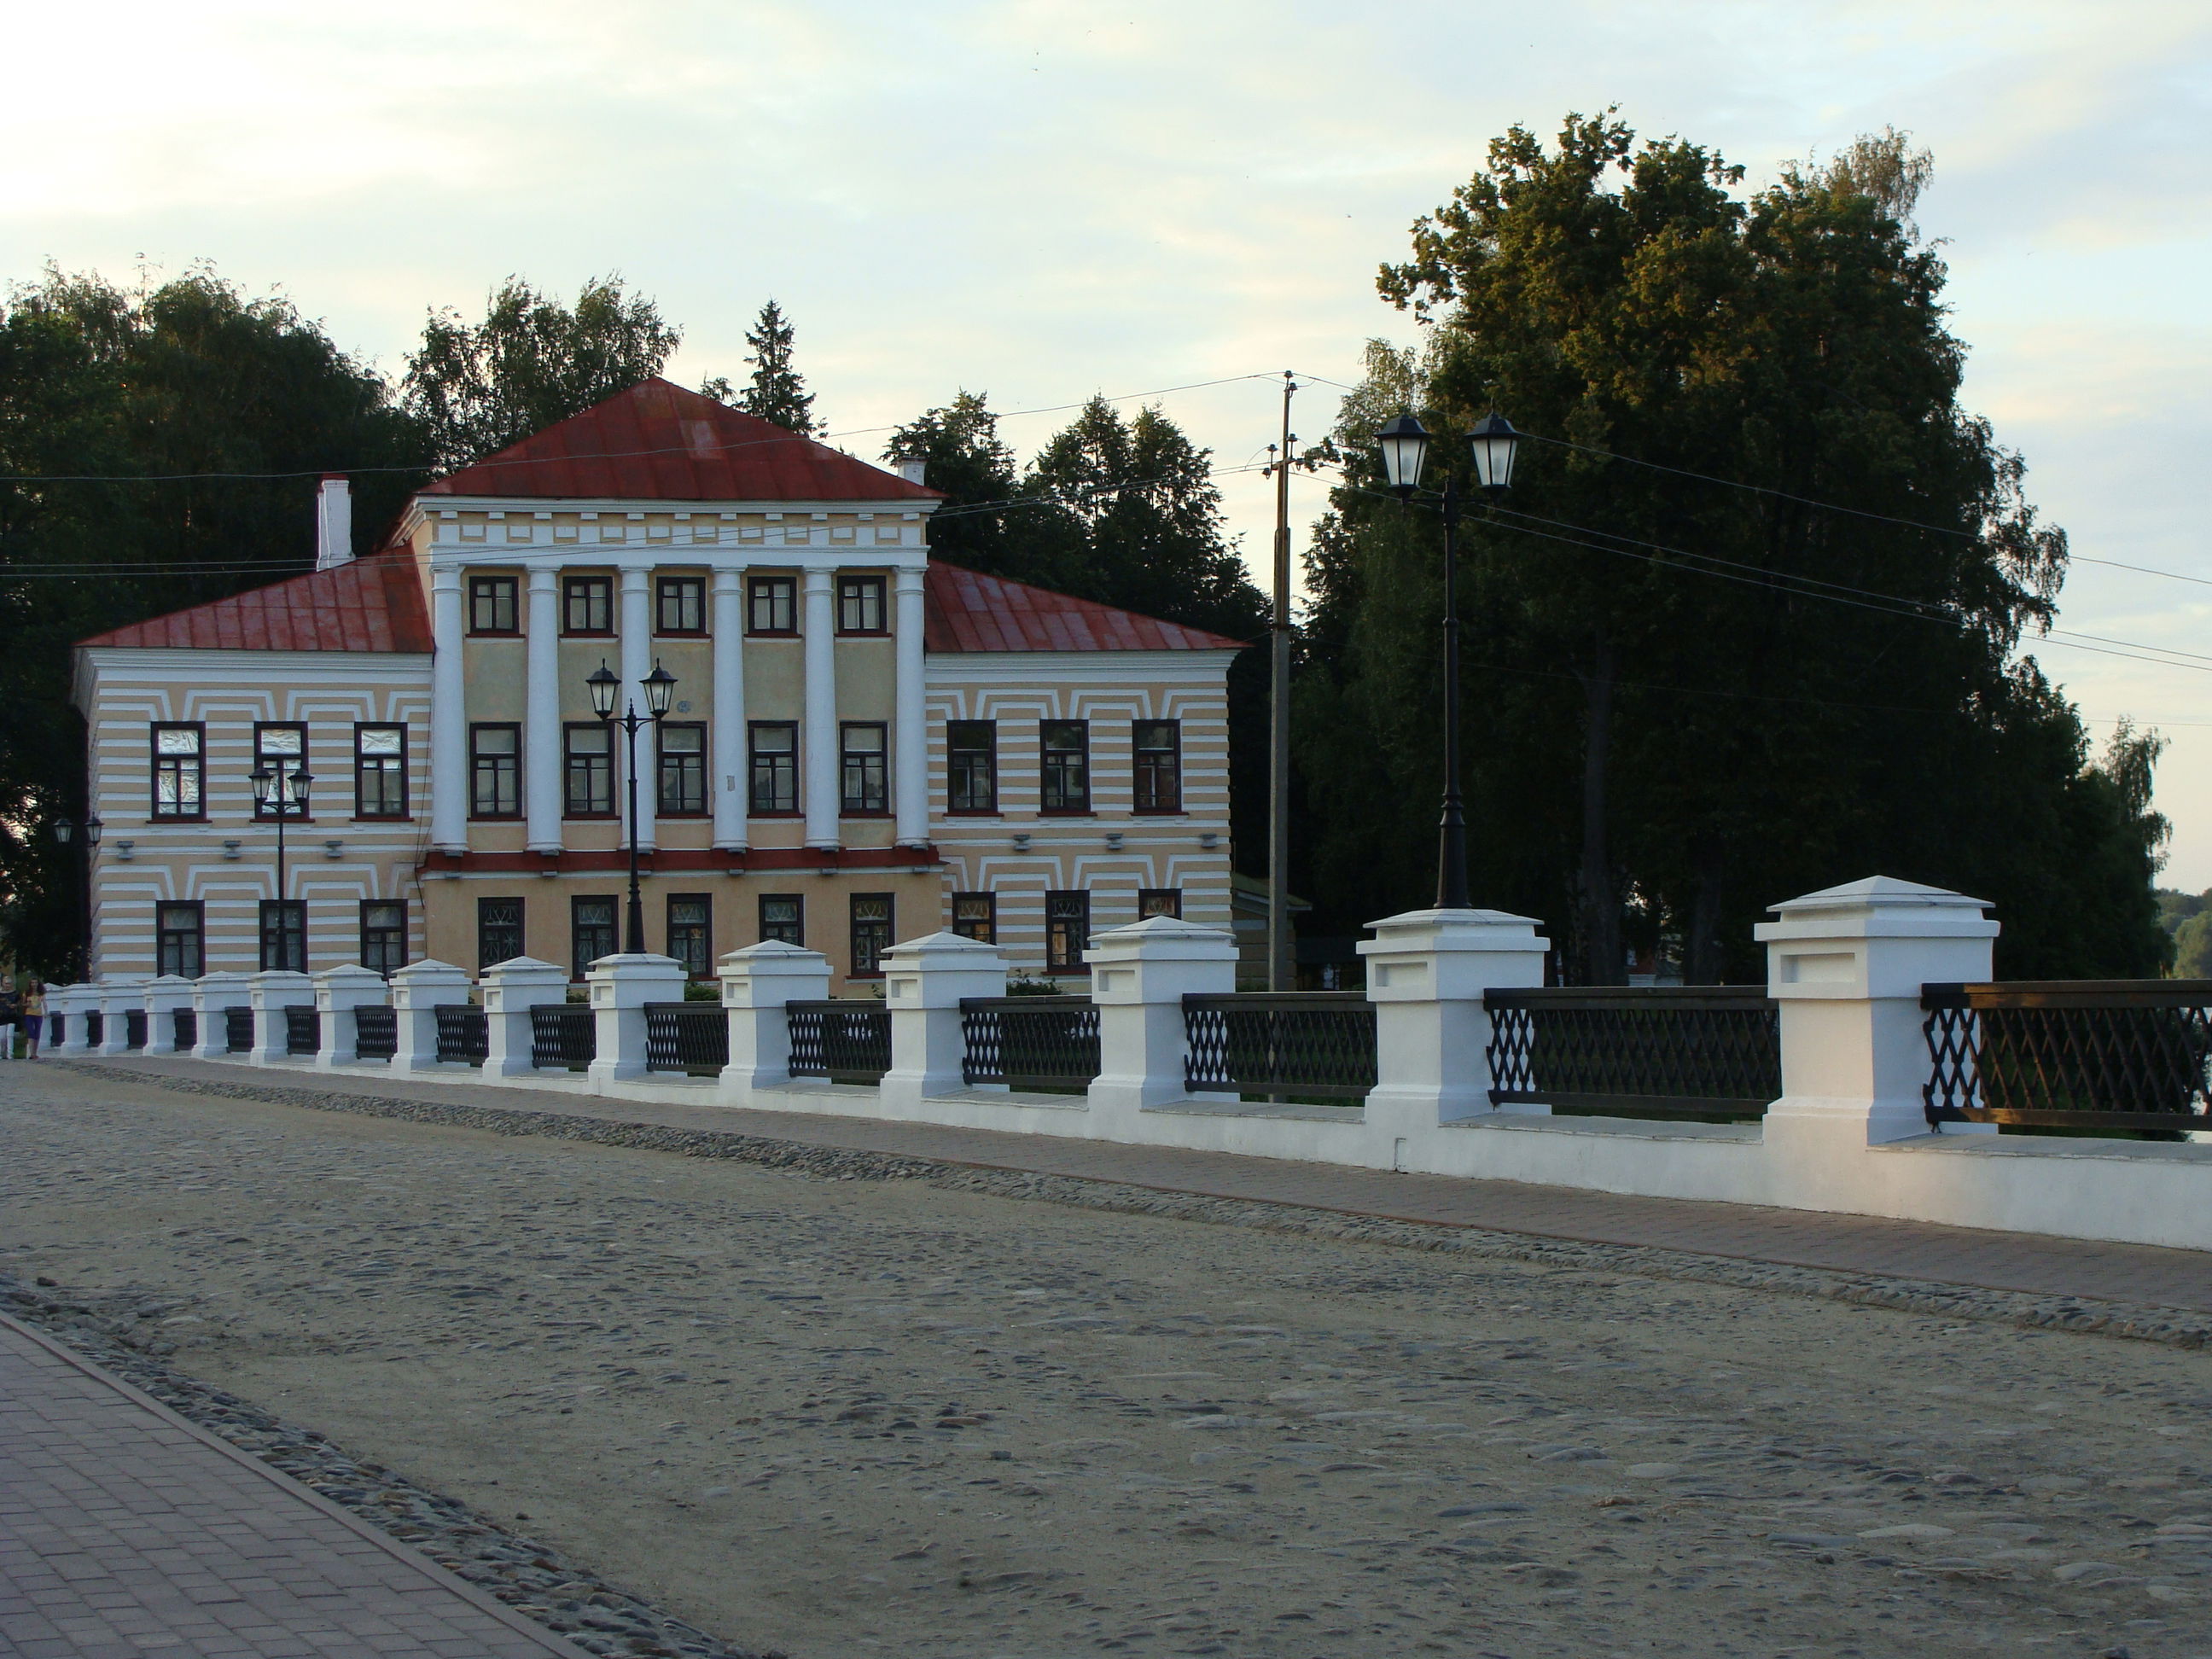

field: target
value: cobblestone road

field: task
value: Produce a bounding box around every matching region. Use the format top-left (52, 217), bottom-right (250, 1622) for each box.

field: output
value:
top-left (5, 1062), bottom-right (2210, 1659)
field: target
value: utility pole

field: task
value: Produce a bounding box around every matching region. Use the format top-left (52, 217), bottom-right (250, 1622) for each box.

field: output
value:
top-left (1266, 372), bottom-right (1299, 992)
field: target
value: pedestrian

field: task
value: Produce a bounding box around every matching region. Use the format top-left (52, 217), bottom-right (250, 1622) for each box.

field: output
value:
top-left (20, 982), bottom-right (44, 1059)
top-left (0, 982), bottom-right (17, 1062)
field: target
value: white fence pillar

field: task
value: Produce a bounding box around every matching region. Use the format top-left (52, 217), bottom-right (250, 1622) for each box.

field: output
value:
top-left (881, 932), bottom-right (1008, 1115)
top-left (139, 975), bottom-right (198, 1056)
top-left (313, 964), bottom-right (389, 1068)
top-left (1755, 877), bottom-right (2000, 1173)
top-left (1359, 909), bottom-right (1550, 1153)
top-left (247, 970), bottom-right (316, 1065)
top-left (718, 941), bottom-right (833, 1101)
top-left (388, 960), bottom-right (474, 1074)
top-left (482, 957), bottom-right (571, 1078)
top-left (586, 953), bottom-right (686, 1087)
top-left (46, 984), bottom-right (96, 1055)
top-left (96, 975), bottom-right (150, 1055)
top-left (189, 972), bottom-right (254, 1059)
top-left (1085, 917), bottom-right (1239, 1136)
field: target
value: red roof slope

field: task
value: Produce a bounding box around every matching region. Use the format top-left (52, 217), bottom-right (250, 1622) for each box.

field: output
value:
top-left (925, 562), bottom-right (1247, 652)
top-left (421, 377), bottom-right (940, 504)
top-left (77, 554), bottom-right (432, 653)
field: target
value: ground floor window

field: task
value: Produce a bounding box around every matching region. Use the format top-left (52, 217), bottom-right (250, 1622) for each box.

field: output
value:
top-left (157, 901), bottom-right (203, 978)
top-left (360, 900), bottom-right (407, 977)
top-left (951, 891), bottom-right (996, 943)
top-left (1045, 891), bottom-right (1090, 973)
top-left (760, 894), bottom-right (804, 946)
top-left (572, 896), bottom-right (618, 979)
top-left (1137, 888), bottom-right (1183, 921)
top-left (259, 899), bottom-right (306, 973)
top-left (478, 898), bottom-right (523, 971)
top-left (849, 893), bottom-right (894, 977)
top-left (667, 894), bottom-right (712, 979)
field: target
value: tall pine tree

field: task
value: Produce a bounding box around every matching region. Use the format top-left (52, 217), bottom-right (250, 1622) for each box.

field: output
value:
top-left (735, 300), bottom-right (817, 434)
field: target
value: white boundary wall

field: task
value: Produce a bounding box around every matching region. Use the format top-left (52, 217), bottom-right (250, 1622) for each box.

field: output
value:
top-left (46, 876), bottom-right (2212, 1255)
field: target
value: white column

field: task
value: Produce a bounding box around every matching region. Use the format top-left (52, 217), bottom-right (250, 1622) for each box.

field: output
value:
top-left (188, 971), bottom-right (253, 1060)
top-left (312, 963), bottom-right (388, 1068)
top-left (894, 565), bottom-right (928, 847)
top-left (711, 569), bottom-right (748, 851)
top-left (140, 975), bottom-right (198, 1056)
top-left (526, 568), bottom-right (562, 853)
top-left (429, 568), bottom-right (467, 853)
top-left (481, 955), bottom-right (569, 1078)
top-left (1084, 917), bottom-right (1239, 1137)
top-left (880, 932), bottom-right (1008, 1115)
top-left (802, 564), bottom-right (839, 850)
top-left (387, 958), bottom-right (474, 1074)
top-left (246, 969), bottom-right (314, 1065)
top-left (585, 952), bottom-right (686, 1086)
top-left (717, 940), bottom-right (832, 1102)
top-left (620, 567), bottom-right (657, 853)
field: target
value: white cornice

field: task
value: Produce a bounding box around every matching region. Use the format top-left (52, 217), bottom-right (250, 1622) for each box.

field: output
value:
top-left (399, 494), bottom-right (941, 535)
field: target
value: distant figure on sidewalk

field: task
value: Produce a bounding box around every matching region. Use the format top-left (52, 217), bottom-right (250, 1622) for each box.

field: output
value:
top-left (20, 983), bottom-right (44, 1058)
top-left (0, 984), bottom-right (18, 1061)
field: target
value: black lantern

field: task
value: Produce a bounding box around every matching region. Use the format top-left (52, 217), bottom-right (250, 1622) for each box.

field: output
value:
top-left (85, 814), bottom-right (101, 847)
top-left (586, 660), bottom-right (621, 720)
top-left (642, 660), bottom-right (677, 719)
top-left (250, 764), bottom-right (276, 806)
top-left (1376, 412), bottom-right (1432, 497)
top-left (54, 816), bottom-right (73, 845)
top-left (285, 768), bottom-right (314, 812)
top-left (1468, 412), bottom-right (1522, 494)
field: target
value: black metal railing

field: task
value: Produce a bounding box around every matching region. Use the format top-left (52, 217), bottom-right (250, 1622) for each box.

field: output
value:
top-left (353, 1004), bottom-right (397, 1062)
top-left (531, 1004), bottom-right (597, 1071)
top-left (786, 1000), bottom-right (892, 1084)
top-left (224, 1006), bottom-right (253, 1052)
top-left (285, 1005), bottom-right (321, 1057)
top-left (1183, 992), bottom-right (1378, 1100)
top-left (85, 1010), bottom-right (104, 1048)
top-left (1924, 981), bottom-right (2212, 1132)
top-left (961, 996), bottom-right (1100, 1090)
top-left (645, 1002), bottom-right (728, 1074)
top-left (125, 1010), bottom-right (148, 1050)
top-left (435, 1003), bottom-right (489, 1067)
top-left (174, 1008), bottom-right (197, 1051)
top-left (1485, 987), bottom-right (1780, 1120)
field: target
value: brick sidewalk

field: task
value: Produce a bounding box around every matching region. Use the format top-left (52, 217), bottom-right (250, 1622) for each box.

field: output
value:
top-left (69, 1054), bottom-right (2212, 1315)
top-left (0, 1313), bottom-right (585, 1659)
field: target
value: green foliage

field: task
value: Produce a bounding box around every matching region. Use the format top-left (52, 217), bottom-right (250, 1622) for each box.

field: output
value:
top-left (0, 265), bottom-right (430, 977)
top-left (733, 300), bottom-right (816, 434)
top-left (402, 276), bottom-right (679, 470)
top-left (1300, 114), bottom-right (2171, 980)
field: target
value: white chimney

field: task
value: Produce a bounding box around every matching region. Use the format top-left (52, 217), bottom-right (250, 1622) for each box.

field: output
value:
top-left (315, 474), bottom-right (353, 570)
top-left (897, 459), bottom-right (927, 486)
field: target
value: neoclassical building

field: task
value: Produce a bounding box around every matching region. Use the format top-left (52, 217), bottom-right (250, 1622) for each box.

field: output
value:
top-left (72, 380), bottom-right (1242, 989)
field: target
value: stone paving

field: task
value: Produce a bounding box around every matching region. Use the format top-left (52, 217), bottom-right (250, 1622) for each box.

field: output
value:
top-left (0, 1310), bottom-right (587, 1659)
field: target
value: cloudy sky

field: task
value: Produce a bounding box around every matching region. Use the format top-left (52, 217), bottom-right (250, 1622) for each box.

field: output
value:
top-left (7, 1), bottom-right (2209, 885)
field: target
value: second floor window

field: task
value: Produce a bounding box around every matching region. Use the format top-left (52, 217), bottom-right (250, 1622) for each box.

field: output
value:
top-left (1040, 720), bottom-right (1090, 814)
top-left (750, 722), bottom-right (798, 813)
top-left (659, 723), bottom-right (707, 815)
top-left (355, 725), bottom-right (407, 818)
top-left (656, 576), bottom-right (706, 634)
top-left (478, 897), bottom-right (523, 971)
top-left (1133, 719), bottom-right (1182, 813)
top-left (841, 723), bottom-right (888, 814)
top-left (748, 575), bottom-right (796, 634)
top-left (469, 575), bottom-right (518, 634)
top-left (947, 720), bottom-right (996, 813)
top-left (564, 724), bottom-right (614, 817)
top-left (563, 574), bottom-right (614, 635)
top-left (470, 724), bottom-right (521, 818)
top-left (760, 894), bottom-right (804, 946)
top-left (837, 574), bottom-right (887, 633)
top-left (151, 725), bottom-right (203, 819)
top-left (253, 725), bottom-right (308, 818)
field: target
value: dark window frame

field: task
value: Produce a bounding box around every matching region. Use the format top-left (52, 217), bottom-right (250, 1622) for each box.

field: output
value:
top-left (252, 722), bottom-right (311, 822)
top-left (468, 573), bottom-right (519, 636)
top-left (950, 892), bottom-right (996, 944)
top-left (759, 893), bottom-right (805, 947)
top-left (478, 897), bottom-right (524, 973)
top-left (359, 899), bottom-right (408, 978)
top-left (655, 574), bottom-right (707, 636)
top-left (562, 573), bottom-right (615, 637)
top-left (848, 892), bottom-right (894, 979)
top-left (748, 720), bottom-right (800, 816)
top-left (667, 893), bottom-right (713, 980)
top-left (562, 722), bottom-right (616, 818)
top-left (1045, 890), bottom-right (1091, 973)
top-left (156, 900), bottom-right (204, 979)
top-left (839, 721), bottom-right (888, 816)
top-left (1132, 719), bottom-right (1183, 815)
top-left (1040, 719), bottom-right (1091, 815)
top-left (571, 895), bottom-right (619, 981)
top-left (747, 574), bottom-right (798, 636)
top-left (657, 722), bottom-right (708, 817)
top-left (149, 722), bottom-right (207, 823)
top-left (469, 723), bottom-right (522, 819)
top-left (836, 573), bottom-right (888, 635)
top-left (352, 722), bottom-right (409, 820)
top-left (258, 898), bottom-right (307, 974)
top-left (946, 720), bottom-right (997, 815)
top-left (1137, 888), bottom-right (1184, 921)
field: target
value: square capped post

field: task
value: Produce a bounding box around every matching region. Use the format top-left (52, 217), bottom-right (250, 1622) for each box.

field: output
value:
top-left (717, 940), bottom-right (833, 1102)
top-left (879, 931), bottom-right (1010, 1116)
top-left (312, 963), bottom-right (390, 1068)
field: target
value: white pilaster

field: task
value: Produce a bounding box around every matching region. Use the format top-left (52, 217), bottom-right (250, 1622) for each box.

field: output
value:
top-left (717, 941), bottom-right (833, 1101)
top-left (526, 568), bottom-right (562, 853)
top-left (1085, 917), bottom-right (1239, 1136)
top-left (585, 953), bottom-right (687, 1086)
top-left (894, 565), bottom-right (928, 847)
top-left (429, 568), bottom-right (467, 853)
top-left (139, 975), bottom-right (198, 1056)
top-left (188, 972), bottom-right (254, 1059)
top-left (711, 569), bottom-right (748, 852)
top-left (620, 567), bottom-right (657, 852)
top-left (1358, 908), bottom-right (1550, 1139)
top-left (880, 932), bottom-right (1008, 1115)
top-left (482, 956), bottom-right (570, 1078)
top-left (312, 963), bottom-right (388, 1068)
top-left (387, 958), bottom-right (474, 1074)
top-left (802, 563), bottom-right (839, 850)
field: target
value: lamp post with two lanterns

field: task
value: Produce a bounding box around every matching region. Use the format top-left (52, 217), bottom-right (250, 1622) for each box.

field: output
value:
top-left (586, 657), bottom-right (678, 956)
top-left (1373, 410), bottom-right (1522, 911)
top-left (247, 760), bottom-right (314, 970)
top-left (51, 812), bottom-right (102, 980)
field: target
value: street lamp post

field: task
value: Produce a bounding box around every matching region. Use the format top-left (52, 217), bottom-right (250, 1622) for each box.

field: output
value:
top-left (52, 813), bottom-right (102, 979)
top-left (248, 762), bottom-right (314, 970)
top-left (1377, 410), bottom-right (1521, 911)
top-left (587, 658), bottom-right (677, 955)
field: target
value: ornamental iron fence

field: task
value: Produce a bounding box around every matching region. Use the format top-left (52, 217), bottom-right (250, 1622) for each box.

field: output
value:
top-left (435, 1004), bottom-right (489, 1067)
top-left (125, 1010), bottom-right (148, 1050)
top-left (173, 1009), bottom-right (197, 1051)
top-left (531, 1004), bottom-right (597, 1071)
top-left (960, 996), bottom-right (1100, 1091)
top-left (353, 1005), bottom-right (397, 1062)
top-left (1182, 992), bottom-right (1377, 1101)
top-left (284, 1005), bottom-right (320, 1057)
top-left (85, 1011), bottom-right (103, 1048)
top-left (1484, 987), bottom-right (1780, 1120)
top-left (645, 1003), bottom-right (729, 1074)
top-left (786, 1000), bottom-right (891, 1085)
top-left (1923, 981), bottom-right (2212, 1132)
top-left (224, 1006), bottom-right (253, 1052)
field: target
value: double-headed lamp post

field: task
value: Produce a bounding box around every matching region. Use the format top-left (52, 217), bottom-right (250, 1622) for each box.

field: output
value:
top-left (248, 761), bottom-right (314, 969)
top-left (587, 658), bottom-right (678, 955)
top-left (1376, 410), bottom-right (1522, 911)
top-left (53, 812), bottom-right (102, 979)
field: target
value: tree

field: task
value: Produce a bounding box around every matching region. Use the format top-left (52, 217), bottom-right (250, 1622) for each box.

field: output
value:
top-left (882, 391), bottom-right (1086, 585)
top-left (733, 300), bottom-right (817, 434)
top-left (0, 265), bottom-right (430, 977)
top-left (402, 276), bottom-right (679, 470)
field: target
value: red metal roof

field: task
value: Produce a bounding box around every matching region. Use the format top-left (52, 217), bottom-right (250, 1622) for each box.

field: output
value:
top-left (420, 377), bottom-right (940, 504)
top-left (925, 562), bottom-right (1248, 652)
top-left (77, 554), bottom-right (432, 653)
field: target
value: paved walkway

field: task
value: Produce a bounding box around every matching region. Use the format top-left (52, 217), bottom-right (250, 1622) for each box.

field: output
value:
top-left (0, 1313), bottom-right (584, 1659)
top-left (73, 1054), bottom-right (2212, 1314)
